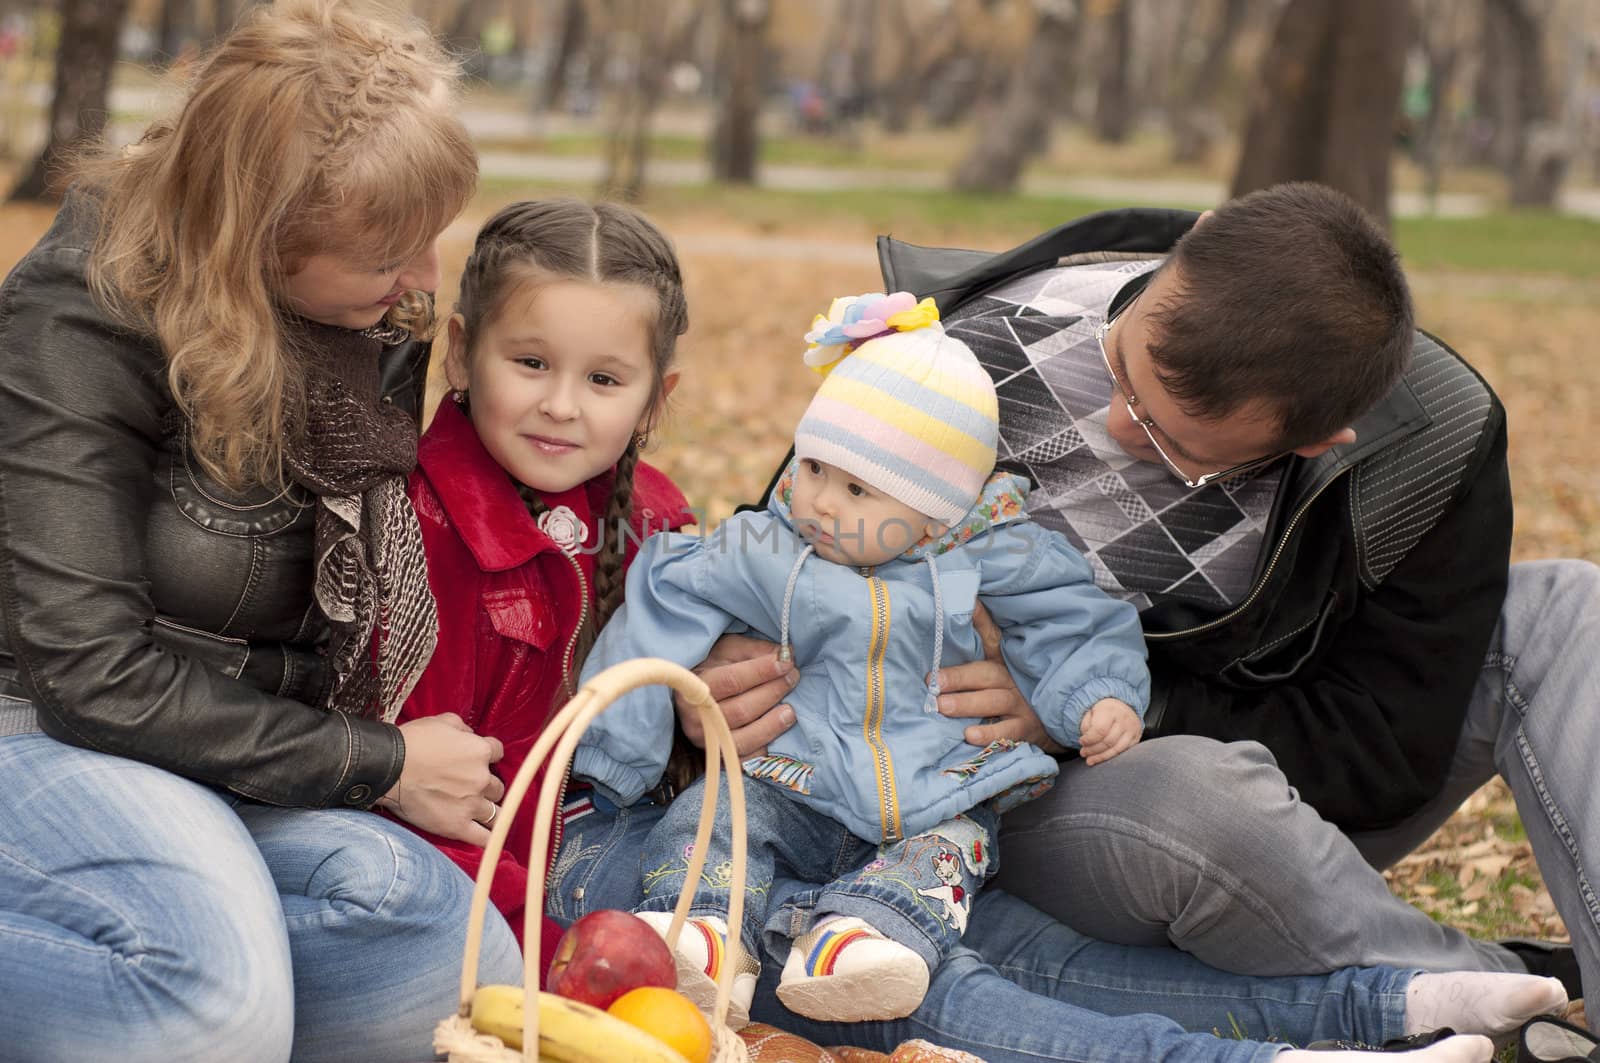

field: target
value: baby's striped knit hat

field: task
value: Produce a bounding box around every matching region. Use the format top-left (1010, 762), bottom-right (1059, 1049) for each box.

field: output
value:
top-left (795, 293), bottom-right (999, 525)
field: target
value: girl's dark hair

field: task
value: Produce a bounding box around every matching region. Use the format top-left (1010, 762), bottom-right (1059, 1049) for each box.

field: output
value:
top-left (457, 199), bottom-right (688, 675)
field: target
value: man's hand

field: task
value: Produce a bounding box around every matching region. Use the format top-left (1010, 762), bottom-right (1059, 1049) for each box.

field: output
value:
top-left (1078, 698), bottom-right (1142, 765)
top-left (677, 634), bottom-right (799, 757)
top-left (380, 713), bottom-right (506, 845)
top-left (936, 604), bottom-right (1066, 754)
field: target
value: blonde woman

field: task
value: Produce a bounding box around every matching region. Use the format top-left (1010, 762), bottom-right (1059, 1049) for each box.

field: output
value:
top-left (0, 2), bottom-right (519, 1059)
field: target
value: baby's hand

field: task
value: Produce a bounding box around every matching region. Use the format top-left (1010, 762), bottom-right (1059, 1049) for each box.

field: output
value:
top-left (1078, 699), bottom-right (1142, 766)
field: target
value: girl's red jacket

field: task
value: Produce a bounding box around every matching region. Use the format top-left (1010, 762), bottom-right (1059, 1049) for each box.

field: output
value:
top-left (395, 398), bottom-right (692, 980)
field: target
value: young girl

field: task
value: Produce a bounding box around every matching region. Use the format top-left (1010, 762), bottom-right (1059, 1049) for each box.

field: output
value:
top-left (395, 198), bottom-right (694, 974)
top-left (574, 298), bottom-right (1148, 1026)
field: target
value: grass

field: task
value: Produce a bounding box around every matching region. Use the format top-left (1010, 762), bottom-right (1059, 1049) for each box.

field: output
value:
top-left (1397, 210), bottom-right (1600, 278)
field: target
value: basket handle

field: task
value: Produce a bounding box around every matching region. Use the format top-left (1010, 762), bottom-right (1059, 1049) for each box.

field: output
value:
top-left (454, 658), bottom-right (750, 1060)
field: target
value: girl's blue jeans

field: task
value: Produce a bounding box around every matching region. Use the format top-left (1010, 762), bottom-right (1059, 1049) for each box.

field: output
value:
top-left (0, 729), bottom-right (522, 1063)
top-left (636, 774), bottom-right (999, 971)
top-left (548, 790), bottom-right (1416, 1063)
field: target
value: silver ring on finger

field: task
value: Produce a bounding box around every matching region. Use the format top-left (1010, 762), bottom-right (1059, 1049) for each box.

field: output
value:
top-left (478, 803), bottom-right (499, 828)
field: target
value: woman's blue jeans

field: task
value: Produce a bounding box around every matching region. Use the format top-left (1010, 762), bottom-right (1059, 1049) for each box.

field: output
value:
top-left (547, 793), bottom-right (1414, 1063)
top-left (0, 730), bottom-right (522, 1063)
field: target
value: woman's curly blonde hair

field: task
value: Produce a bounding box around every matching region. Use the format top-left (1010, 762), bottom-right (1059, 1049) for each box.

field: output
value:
top-left (78, 0), bottom-right (477, 491)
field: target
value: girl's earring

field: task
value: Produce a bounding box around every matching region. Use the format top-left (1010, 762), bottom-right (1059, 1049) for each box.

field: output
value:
top-left (451, 389), bottom-right (467, 405)
top-left (633, 431), bottom-right (649, 451)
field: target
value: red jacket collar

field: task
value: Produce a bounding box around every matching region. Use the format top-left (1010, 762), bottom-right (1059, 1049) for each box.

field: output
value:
top-left (416, 398), bottom-right (596, 573)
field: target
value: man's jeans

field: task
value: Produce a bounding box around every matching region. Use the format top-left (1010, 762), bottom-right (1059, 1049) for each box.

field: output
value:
top-left (996, 559), bottom-right (1600, 998)
top-left (551, 793), bottom-right (1415, 1063)
top-left (637, 775), bottom-right (998, 970)
top-left (0, 729), bottom-right (521, 1063)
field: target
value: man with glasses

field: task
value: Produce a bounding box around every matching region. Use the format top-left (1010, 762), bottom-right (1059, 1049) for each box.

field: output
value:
top-left (691, 182), bottom-right (1597, 1005)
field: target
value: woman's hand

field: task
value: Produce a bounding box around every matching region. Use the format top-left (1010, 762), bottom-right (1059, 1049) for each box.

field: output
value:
top-left (378, 713), bottom-right (506, 845)
top-left (676, 634), bottom-right (799, 757)
top-left (936, 604), bottom-right (1066, 754)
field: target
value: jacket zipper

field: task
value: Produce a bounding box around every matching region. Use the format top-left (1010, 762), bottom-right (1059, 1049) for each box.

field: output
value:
top-left (864, 576), bottom-right (903, 844)
top-left (545, 550), bottom-right (589, 888)
top-left (1147, 468), bottom-right (1349, 642)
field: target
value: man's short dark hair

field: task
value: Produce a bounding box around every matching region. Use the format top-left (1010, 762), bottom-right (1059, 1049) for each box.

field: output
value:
top-left (1146, 182), bottom-right (1415, 449)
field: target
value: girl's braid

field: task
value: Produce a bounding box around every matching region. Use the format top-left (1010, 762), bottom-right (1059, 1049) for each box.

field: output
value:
top-left (591, 439), bottom-right (640, 636)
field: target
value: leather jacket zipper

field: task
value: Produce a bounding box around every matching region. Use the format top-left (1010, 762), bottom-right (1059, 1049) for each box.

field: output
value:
top-left (1148, 468), bottom-right (1350, 642)
top-left (545, 550), bottom-right (589, 888)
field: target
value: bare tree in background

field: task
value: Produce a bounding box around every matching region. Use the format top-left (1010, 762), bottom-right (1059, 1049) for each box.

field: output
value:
top-left (1168, 0), bottom-right (1248, 163)
top-left (440, 0), bottom-right (495, 78)
top-left (158, 0), bottom-right (194, 63)
top-left (537, 0), bottom-right (588, 113)
top-left (599, 0), bottom-right (702, 200)
top-left (212, 0), bottom-right (241, 40)
top-left (808, 0), bottom-right (877, 144)
top-left (950, 0), bottom-right (1079, 194)
top-left (1230, 0), bottom-right (1409, 228)
top-left (1412, 0), bottom-right (1470, 212)
top-left (9, 0), bottom-right (131, 202)
top-left (709, 0), bottom-right (770, 184)
top-left (1091, 0), bottom-right (1135, 143)
top-left (879, 0), bottom-right (924, 133)
top-left (923, 0), bottom-right (1012, 129)
top-left (1484, 0), bottom-right (1566, 206)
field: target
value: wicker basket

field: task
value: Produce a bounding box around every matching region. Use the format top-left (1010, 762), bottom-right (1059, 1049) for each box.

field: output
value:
top-left (434, 657), bottom-right (751, 1063)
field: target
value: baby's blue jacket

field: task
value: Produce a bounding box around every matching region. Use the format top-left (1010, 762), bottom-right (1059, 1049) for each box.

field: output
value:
top-left (572, 471), bottom-right (1149, 845)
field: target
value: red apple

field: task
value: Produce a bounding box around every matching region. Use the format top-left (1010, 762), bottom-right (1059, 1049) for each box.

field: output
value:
top-left (546, 910), bottom-right (676, 1010)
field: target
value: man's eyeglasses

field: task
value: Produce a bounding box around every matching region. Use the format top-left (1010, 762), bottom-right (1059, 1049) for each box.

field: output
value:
top-left (1095, 304), bottom-right (1285, 490)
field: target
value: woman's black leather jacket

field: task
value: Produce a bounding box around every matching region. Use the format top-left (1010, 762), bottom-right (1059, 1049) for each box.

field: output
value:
top-left (0, 192), bottom-right (426, 808)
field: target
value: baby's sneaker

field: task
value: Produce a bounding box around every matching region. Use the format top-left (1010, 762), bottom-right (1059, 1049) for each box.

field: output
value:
top-left (634, 911), bottom-right (758, 1029)
top-left (776, 917), bottom-right (930, 1022)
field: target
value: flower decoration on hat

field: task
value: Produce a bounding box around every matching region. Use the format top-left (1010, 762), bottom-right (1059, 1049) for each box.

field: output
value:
top-left (803, 291), bottom-right (942, 376)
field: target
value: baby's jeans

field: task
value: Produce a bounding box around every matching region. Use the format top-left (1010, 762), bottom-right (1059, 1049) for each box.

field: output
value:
top-left (636, 774), bottom-right (999, 972)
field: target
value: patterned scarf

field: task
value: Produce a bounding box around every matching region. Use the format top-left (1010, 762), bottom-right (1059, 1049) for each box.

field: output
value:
top-left (282, 318), bottom-right (437, 723)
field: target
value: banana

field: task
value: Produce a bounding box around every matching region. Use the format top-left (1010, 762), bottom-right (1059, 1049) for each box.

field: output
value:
top-left (468, 985), bottom-right (693, 1063)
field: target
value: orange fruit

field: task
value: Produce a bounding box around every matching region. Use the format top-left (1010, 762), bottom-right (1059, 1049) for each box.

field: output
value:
top-left (606, 986), bottom-right (713, 1063)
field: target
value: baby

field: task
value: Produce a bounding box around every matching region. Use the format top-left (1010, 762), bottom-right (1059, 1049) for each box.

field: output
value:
top-left (572, 294), bottom-right (1147, 1025)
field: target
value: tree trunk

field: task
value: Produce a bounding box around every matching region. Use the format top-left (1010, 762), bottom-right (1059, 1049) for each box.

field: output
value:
top-left (709, 0), bottom-right (770, 184)
top-left (211, 0), bottom-right (241, 41)
top-left (537, 0), bottom-right (587, 113)
top-left (923, 47), bottom-right (990, 128)
top-left (1413, 0), bottom-right (1465, 213)
top-left (1091, 0), bottom-right (1136, 144)
top-left (442, 0), bottom-right (494, 79)
top-left (599, 1), bottom-right (703, 200)
top-left (157, 0), bottom-right (193, 63)
top-left (10, 0), bottom-right (131, 202)
top-left (1229, 0), bottom-right (1409, 229)
top-left (879, 0), bottom-right (926, 133)
top-left (949, 1), bottom-right (1078, 194)
top-left (1170, 0), bottom-right (1249, 164)
top-left (211, 0), bottom-right (240, 38)
top-left (1487, 0), bottom-right (1566, 206)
